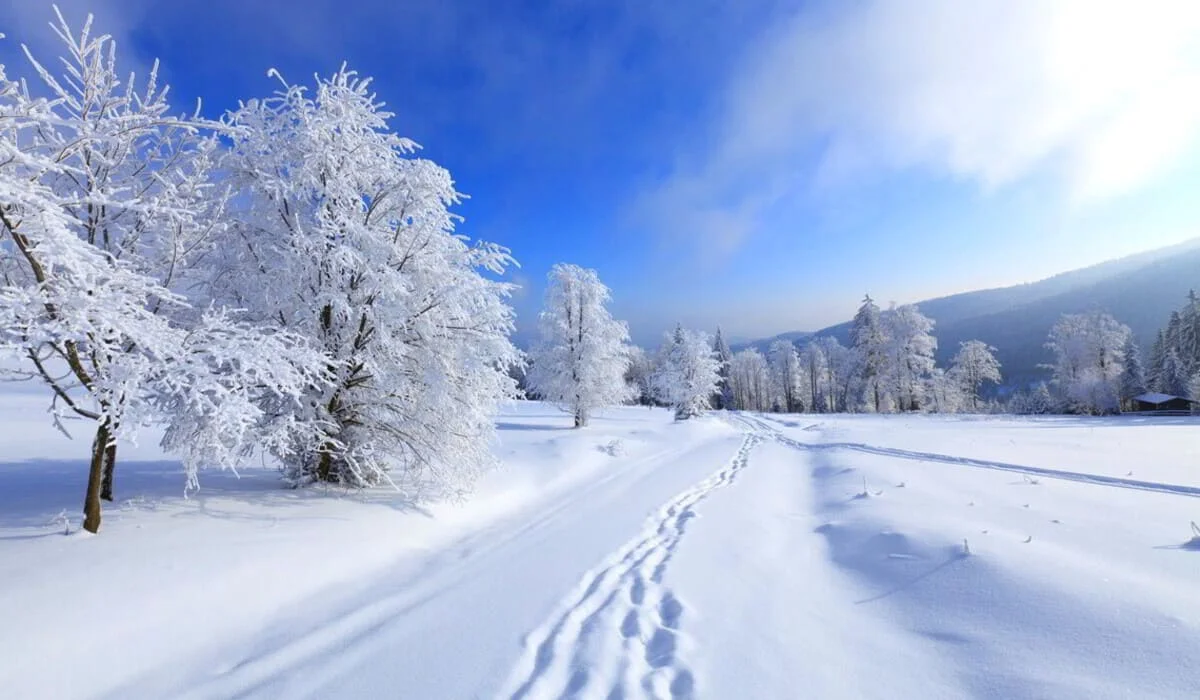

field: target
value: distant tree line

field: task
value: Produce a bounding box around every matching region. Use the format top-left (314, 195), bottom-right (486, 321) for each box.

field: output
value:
top-left (525, 277), bottom-right (1200, 423)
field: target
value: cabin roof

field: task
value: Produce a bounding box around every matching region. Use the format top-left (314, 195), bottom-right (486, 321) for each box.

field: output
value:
top-left (1133, 392), bottom-right (1193, 404)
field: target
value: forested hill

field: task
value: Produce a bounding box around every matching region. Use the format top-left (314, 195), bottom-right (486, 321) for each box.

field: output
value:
top-left (750, 239), bottom-right (1200, 389)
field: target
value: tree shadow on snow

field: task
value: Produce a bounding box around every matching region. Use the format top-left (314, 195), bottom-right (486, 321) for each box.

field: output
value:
top-left (0, 457), bottom-right (431, 534)
top-left (1018, 415), bottom-right (1200, 430)
top-left (495, 421), bottom-right (573, 432)
top-left (1153, 537), bottom-right (1200, 552)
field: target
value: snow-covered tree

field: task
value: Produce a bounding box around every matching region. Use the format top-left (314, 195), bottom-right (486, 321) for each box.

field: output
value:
top-left (1118, 337), bottom-right (1147, 410)
top-left (1147, 329), bottom-right (1167, 392)
top-left (1010, 382), bottom-right (1056, 415)
top-left (527, 264), bottom-right (633, 427)
top-left (624, 346), bottom-right (657, 407)
top-left (1030, 382), bottom-right (1057, 414)
top-left (950, 340), bottom-right (1002, 411)
top-left (806, 336), bottom-right (858, 413)
top-left (799, 341), bottom-right (826, 412)
top-left (728, 348), bottom-right (773, 411)
top-left (926, 368), bottom-right (965, 414)
top-left (850, 295), bottom-right (887, 412)
top-left (1188, 372), bottom-right (1200, 409)
top-left (1160, 348), bottom-right (1189, 397)
top-left (1044, 311), bottom-right (1130, 415)
top-left (1178, 290), bottom-right (1200, 376)
top-left (712, 328), bottom-right (734, 410)
top-left (653, 326), bottom-right (721, 420)
top-left (216, 67), bottom-right (520, 490)
top-left (882, 304), bottom-right (937, 412)
top-left (768, 339), bottom-right (803, 413)
top-left (0, 11), bottom-right (321, 532)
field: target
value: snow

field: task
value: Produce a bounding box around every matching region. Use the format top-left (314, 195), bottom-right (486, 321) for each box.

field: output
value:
top-left (4, 398), bottom-right (1200, 698)
top-left (1133, 392), bottom-right (1185, 404)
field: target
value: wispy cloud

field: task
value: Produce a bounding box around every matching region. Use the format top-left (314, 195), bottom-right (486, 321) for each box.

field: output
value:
top-left (641, 0), bottom-right (1200, 251)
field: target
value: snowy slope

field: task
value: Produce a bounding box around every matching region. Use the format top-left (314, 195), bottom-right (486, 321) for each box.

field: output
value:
top-left (3, 399), bottom-right (1200, 699)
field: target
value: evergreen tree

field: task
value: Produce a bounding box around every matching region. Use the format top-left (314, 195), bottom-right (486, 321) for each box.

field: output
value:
top-left (1165, 311), bottom-right (1183, 359)
top-left (1179, 290), bottom-right (1200, 377)
top-left (850, 295), bottom-right (886, 412)
top-left (1148, 329), bottom-right (1167, 392)
top-left (1028, 382), bottom-right (1056, 414)
top-left (1161, 349), bottom-right (1188, 397)
top-left (1188, 371), bottom-right (1200, 406)
top-left (712, 328), bottom-right (735, 410)
top-left (653, 326), bottom-right (722, 420)
top-left (1118, 337), bottom-right (1147, 410)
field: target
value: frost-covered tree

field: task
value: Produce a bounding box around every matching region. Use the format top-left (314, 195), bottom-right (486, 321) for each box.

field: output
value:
top-left (653, 326), bottom-right (721, 420)
top-left (1160, 348), bottom-right (1189, 397)
top-left (882, 304), bottom-right (937, 412)
top-left (1164, 311), bottom-right (1183, 369)
top-left (1044, 311), bottom-right (1130, 415)
top-left (0, 11), bottom-right (320, 532)
top-left (1010, 382), bottom-right (1056, 415)
top-left (850, 295), bottom-right (887, 412)
top-left (216, 67), bottom-right (520, 490)
top-left (527, 264), bottom-right (633, 427)
top-left (807, 336), bottom-right (858, 413)
top-left (1178, 291), bottom-right (1200, 376)
top-left (950, 340), bottom-right (1002, 411)
top-left (799, 341), bottom-right (825, 412)
top-left (1188, 372), bottom-right (1200, 409)
top-left (926, 368), bottom-right (965, 414)
top-left (1118, 337), bottom-right (1147, 410)
top-left (1147, 329), bottom-right (1167, 392)
top-left (729, 348), bottom-right (772, 411)
top-left (624, 346), bottom-right (657, 407)
top-left (712, 328), bottom-right (735, 410)
top-left (768, 339), bottom-right (803, 413)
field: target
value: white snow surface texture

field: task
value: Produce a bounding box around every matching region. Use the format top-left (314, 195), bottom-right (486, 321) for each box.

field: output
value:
top-left (2, 396), bottom-right (1200, 699)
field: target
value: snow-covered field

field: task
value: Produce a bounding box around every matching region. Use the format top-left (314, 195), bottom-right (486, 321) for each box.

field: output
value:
top-left (3, 399), bottom-right (1200, 699)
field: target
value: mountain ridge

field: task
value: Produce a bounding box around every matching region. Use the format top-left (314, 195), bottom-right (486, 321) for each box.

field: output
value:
top-left (738, 238), bottom-right (1200, 387)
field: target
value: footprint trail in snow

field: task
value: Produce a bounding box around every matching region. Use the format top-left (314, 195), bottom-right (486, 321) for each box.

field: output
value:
top-left (503, 433), bottom-right (762, 700)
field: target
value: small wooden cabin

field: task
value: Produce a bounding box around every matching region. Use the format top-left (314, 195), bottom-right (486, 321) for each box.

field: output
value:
top-left (1130, 392), bottom-right (1196, 414)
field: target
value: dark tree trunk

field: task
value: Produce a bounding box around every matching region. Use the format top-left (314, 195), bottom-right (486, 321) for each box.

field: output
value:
top-left (83, 422), bottom-right (115, 533)
top-left (317, 448), bottom-right (334, 483)
top-left (99, 439), bottom-right (118, 501)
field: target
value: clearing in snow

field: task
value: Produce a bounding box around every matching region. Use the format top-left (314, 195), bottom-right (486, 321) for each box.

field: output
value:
top-left (2, 399), bottom-right (1199, 699)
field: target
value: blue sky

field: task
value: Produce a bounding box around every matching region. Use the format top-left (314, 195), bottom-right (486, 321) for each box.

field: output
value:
top-left (4, 1), bottom-right (1200, 345)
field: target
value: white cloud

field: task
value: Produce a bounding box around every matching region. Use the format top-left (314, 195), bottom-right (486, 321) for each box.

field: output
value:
top-left (643, 0), bottom-right (1200, 246)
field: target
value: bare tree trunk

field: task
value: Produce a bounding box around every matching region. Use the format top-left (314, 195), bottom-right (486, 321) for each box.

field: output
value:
top-left (574, 408), bottom-right (587, 428)
top-left (83, 422), bottom-right (114, 533)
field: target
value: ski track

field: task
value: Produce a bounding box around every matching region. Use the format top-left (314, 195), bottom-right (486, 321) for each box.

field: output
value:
top-left (176, 444), bottom-right (698, 700)
top-left (736, 413), bottom-right (1200, 499)
top-left (504, 433), bottom-right (763, 700)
